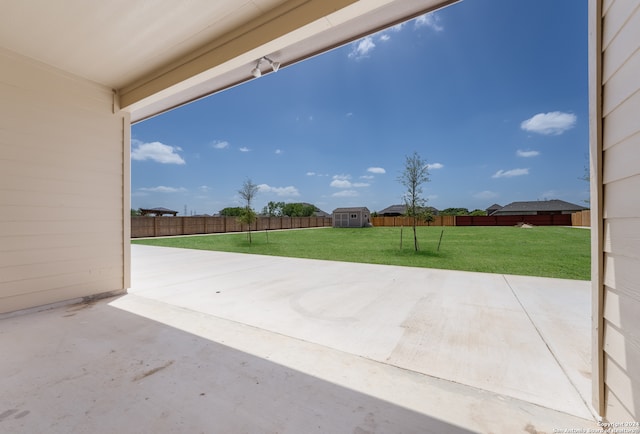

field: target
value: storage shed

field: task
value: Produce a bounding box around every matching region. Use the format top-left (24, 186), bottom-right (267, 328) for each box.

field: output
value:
top-left (332, 207), bottom-right (371, 228)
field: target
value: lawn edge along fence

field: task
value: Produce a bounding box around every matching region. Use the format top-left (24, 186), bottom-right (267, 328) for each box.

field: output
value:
top-left (132, 216), bottom-right (332, 238)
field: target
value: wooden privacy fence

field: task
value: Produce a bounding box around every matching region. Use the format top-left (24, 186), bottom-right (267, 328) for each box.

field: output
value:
top-left (371, 216), bottom-right (455, 227)
top-left (373, 212), bottom-right (589, 227)
top-left (571, 210), bottom-right (591, 227)
top-left (456, 214), bottom-right (573, 226)
top-left (132, 216), bottom-right (332, 238)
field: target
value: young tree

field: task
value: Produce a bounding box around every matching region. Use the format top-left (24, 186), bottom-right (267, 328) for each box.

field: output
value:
top-left (398, 152), bottom-right (430, 251)
top-left (238, 178), bottom-right (259, 243)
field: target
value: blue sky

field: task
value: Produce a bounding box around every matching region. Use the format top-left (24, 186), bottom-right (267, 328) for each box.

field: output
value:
top-left (131, 0), bottom-right (589, 216)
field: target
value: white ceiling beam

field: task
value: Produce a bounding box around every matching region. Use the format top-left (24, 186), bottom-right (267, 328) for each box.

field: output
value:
top-left (119, 0), bottom-right (356, 113)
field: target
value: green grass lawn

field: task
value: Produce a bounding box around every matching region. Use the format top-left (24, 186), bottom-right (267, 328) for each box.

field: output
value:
top-left (132, 226), bottom-right (591, 280)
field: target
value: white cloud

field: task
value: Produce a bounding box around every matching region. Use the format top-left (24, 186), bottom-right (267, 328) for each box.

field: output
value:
top-left (131, 141), bottom-right (185, 164)
top-left (257, 184), bottom-right (300, 197)
top-left (520, 111), bottom-right (577, 135)
top-left (139, 186), bottom-right (187, 193)
top-left (415, 12), bottom-right (444, 31)
top-left (517, 149), bottom-right (540, 157)
top-left (330, 179), bottom-right (352, 188)
top-left (239, 147), bottom-right (250, 152)
top-left (212, 140), bottom-right (229, 149)
top-left (474, 190), bottom-right (499, 199)
top-left (360, 175), bottom-right (374, 180)
top-left (426, 163), bottom-right (444, 170)
top-left (306, 172), bottom-right (316, 176)
top-left (199, 185), bottom-right (210, 192)
top-left (275, 149), bottom-right (282, 154)
top-left (379, 34), bottom-right (390, 42)
top-left (332, 190), bottom-right (359, 197)
top-left (492, 168), bottom-right (530, 178)
top-left (348, 36), bottom-right (376, 60)
top-left (346, 112), bottom-right (353, 117)
top-left (367, 167), bottom-right (386, 174)
top-left (390, 23), bottom-right (405, 32)
top-left (330, 174), bottom-right (369, 189)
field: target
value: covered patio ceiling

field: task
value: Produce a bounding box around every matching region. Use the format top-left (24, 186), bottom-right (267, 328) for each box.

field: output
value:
top-left (0, 0), bottom-right (456, 122)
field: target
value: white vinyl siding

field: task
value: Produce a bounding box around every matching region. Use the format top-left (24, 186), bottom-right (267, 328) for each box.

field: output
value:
top-left (597, 0), bottom-right (640, 421)
top-left (0, 48), bottom-right (129, 314)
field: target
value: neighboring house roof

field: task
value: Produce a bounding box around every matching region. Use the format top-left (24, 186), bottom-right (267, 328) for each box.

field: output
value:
top-left (495, 200), bottom-right (587, 213)
top-left (486, 203), bottom-right (503, 211)
top-left (299, 202), bottom-right (330, 217)
top-left (379, 204), bottom-right (407, 215)
top-left (140, 207), bottom-right (178, 216)
top-left (333, 207), bottom-right (370, 213)
top-left (378, 204), bottom-right (439, 215)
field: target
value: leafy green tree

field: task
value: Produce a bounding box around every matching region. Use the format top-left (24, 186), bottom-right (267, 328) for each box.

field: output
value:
top-left (470, 209), bottom-right (487, 216)
top-left (219, 207), bottom-right (245, 217)
top-left (262, 201), bottom-right (285, 217)
top-left (282, 202), bottom-right (316, 217)
top-left (440, 208), bottom-right (470, 216)
top-left (238, 178), bottom-right (259, 243)
top-left (131, 208), bottom-right (141, 216)
top-left (398, 152), bottom-right (430, 251)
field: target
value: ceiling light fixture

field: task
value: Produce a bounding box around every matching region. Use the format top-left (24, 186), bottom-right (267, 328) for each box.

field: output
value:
top-left (251, 56), bottom-right (280, 78)
top-left (264, 56), bottom-right (280, 72)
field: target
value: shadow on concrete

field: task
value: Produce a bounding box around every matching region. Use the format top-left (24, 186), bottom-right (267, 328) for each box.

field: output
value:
top-left (0, 296), bottom-right (475, 434)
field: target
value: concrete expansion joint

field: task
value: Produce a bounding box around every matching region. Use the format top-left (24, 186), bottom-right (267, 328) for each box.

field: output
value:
top-left (501, 275), bottom-right (597, 421)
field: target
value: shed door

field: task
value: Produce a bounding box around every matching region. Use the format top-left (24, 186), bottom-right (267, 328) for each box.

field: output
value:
top-left (335, 213), bottom-right (348, 227)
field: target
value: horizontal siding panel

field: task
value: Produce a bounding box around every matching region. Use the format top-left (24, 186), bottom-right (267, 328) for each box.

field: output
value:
top-left (602, 175), bottom-right (640, 218)
top-left (0, 129), bottom-right (122, 170)
top-left (0, 111), bottom-right (120, 153)
top-left (0, 219), bottom-right (122, 237)
top-left (602, 0), bottom-right (640, 51)
top-left (604, 218), bottom-right (640, 260)
top-left (603, 289), bottom-right (640, 349)
top-left (604, 386), bottom-right (636, 423)
top-left (604, 356), bottom-right (640, 420)
top-left (1, 172), bottom-right (122, 199)
top-left (602, 4), bottom-right (640, 83)
top-left (0, 244), bottom-right (122, 269)
top-left (603, 86), bottom-right (640, 149)
top-left (603, 255), bottom-right (640, 300)
top-left (603, 131), bottom-right (640, 184)
top-left (0, 190), bottom-right (123, 211)
top-left (0, 275), bottom-right (124, 314)
top-left (604, 320), bottom-right (640, 380)
top-left (0, 232), bottom-right (123, 253)
top-left (1, 205), bottom-right (123, 222)
top-left (603, 48), bottom-right (640, 116)
top-left (1, 163), bottom-right (122, 192)
top-left (1, 258), bottom-right (123, 292)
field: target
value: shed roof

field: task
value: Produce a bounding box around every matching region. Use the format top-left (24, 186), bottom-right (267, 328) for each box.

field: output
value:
top-left (333, 207), bottom-right (370, 213)
top-left (497, 200), bottom-right (587, 213)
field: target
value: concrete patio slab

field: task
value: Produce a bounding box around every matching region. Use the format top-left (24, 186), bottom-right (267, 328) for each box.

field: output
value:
top-left (0, 244), bottom-right (598, 433)
top-left (130, 245), bottom-right (595, 420)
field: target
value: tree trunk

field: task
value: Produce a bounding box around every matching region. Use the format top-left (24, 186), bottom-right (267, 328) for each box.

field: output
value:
top-left (413, 216), bottom-right (418, 251)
